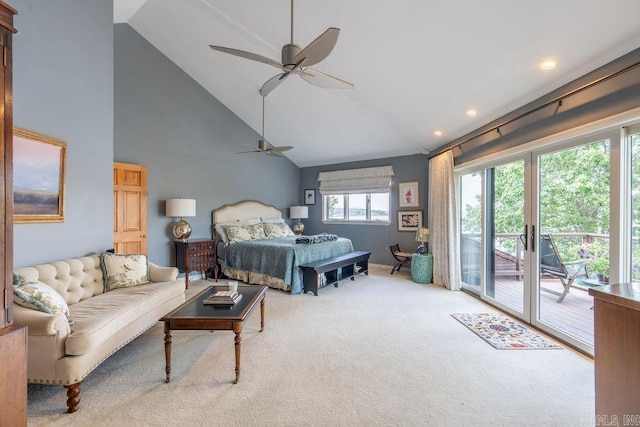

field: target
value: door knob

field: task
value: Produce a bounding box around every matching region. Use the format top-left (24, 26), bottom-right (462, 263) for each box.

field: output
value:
top-left (141, 234), bottom-right (147, 238)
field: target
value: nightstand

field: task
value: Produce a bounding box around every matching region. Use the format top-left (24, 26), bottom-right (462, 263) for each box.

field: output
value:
top-left (175, 239), bottom-right (218, 289)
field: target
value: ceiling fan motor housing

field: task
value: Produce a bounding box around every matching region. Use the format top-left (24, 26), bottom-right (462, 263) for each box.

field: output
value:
top-left (282, 43), bottom-right (302, 68)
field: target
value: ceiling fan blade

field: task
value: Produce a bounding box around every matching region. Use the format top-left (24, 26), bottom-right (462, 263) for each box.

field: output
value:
top-left (237, 142), bottom-right (258, 148)
top-left (294, 27), bottom-right (340, 67)
top-left (265, 150), bottom-right (284, 157)
top-left (270, 145), bottom-right (293, 152)
top-left (260, 72), bottom-right (290, 96)
top-left (300, 67), bottom-right (354, 90)
top-left (236, 149), bottom-right (261, 154)
top-left (209, 45), bottom-right (284, 70)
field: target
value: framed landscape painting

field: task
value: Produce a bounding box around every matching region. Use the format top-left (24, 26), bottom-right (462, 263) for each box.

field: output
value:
top-left (13, 127), bottom-right (66, 223)
top-left (398, 210), bottom-right (422, 232)
top-left (398, 181), bottom-right (419, 208)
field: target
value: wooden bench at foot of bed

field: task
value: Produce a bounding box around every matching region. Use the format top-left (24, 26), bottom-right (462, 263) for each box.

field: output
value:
top-left (300, 251), bottom-right (371, 296)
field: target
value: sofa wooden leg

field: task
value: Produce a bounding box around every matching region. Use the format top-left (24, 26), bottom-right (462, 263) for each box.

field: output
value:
top-left (64, 381), bottom-right (82, 413)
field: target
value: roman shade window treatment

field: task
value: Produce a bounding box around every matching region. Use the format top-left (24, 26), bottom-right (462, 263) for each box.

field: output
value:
top-left (318, 166), bottom-right (394, 195)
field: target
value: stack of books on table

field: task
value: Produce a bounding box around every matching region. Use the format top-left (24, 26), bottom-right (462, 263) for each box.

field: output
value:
top-left (203, 290), bottom-right (242, 305)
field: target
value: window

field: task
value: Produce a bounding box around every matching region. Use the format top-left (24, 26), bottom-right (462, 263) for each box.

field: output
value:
top-left (318, 165), bottom-right (394, 224)
top-left (323, 193), bottom-right (390, 222)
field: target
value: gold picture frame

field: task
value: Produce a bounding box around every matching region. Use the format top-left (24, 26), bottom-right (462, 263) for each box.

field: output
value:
top-left (13, 127), bottom-right (66, 223)
top-left (398, 180), bottom-right (420, 208)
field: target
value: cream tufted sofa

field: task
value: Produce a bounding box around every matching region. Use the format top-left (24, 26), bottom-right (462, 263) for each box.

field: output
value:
top-left (13, 254), bottom-right (186, 413)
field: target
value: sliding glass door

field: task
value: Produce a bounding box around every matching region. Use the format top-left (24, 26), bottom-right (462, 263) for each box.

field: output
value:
top-left (630, 125), bottom-right (640, 280)
top-left (534, 135), bottom-right (612, 348)
top-left (459, 157), bottom-right (529, 319)
top-left (458, 130), bottom-right (618, 353)
top-left (486, 160), bottom-right (527, 315)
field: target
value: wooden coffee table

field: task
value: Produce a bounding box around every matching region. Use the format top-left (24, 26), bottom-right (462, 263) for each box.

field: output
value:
top-left (160, 284), bottom-right (267, 384)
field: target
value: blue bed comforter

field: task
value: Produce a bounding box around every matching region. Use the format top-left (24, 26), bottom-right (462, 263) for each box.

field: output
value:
top-left (224, 236), bottom-right (354, 294)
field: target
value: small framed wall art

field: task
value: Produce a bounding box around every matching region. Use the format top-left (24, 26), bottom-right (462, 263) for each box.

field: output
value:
top-left (398, 181), bottom-right (419, 208)
top-left (397, 210), bottom-right (422, 232)
top-left (13, 127), bottom-right (67, 224)
top-left (304, 189), bottom-right (316, 205)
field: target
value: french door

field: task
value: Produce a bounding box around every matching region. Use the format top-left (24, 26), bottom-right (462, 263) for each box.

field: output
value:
top-left (458, 131), bottom-right (615, 354)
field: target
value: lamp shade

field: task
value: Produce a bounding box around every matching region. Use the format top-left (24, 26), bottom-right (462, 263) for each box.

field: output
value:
top-left (415, 227), bottom-right (430, 255)
top-left (415, 227), bottom-right (430, 243)
top-left (166, 199), bottom-right (196, 217)
top-left (289, 206), bottom-right (308, 219)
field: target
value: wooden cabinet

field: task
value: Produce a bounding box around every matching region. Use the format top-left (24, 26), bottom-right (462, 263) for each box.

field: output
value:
top-left (0, 0), bottom-right (15, 330)
top-left (0, 325), bottom-right (26, 425)
top-left (589, 283), bottom-right (640, 421)
top-left (175, 239), bottom-right (218, 289)
top-left (0, 3), bottom-right (25, 425)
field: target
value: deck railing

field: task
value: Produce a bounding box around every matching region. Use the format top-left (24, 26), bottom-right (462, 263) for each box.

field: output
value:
top-left (460, 232), bottom-right (616, 280)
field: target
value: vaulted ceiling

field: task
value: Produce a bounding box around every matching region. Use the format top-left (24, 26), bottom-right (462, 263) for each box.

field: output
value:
top-left (114, 0), bottom-right (640, 167)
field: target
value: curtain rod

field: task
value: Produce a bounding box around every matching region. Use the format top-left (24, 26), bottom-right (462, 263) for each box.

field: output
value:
top-left (427, 58), bottom-right (640, 160)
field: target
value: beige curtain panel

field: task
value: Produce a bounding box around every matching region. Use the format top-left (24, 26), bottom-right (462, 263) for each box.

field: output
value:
top-left (428, 151), bottom-right (461, 290)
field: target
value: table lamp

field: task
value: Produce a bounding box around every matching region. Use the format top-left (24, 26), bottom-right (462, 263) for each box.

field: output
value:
top-left (166, 198), bottom-right (196, 242)
top-left (289, 206), bottom-right (308, 235)
top-left (415, 227), bottom-right (430, 254)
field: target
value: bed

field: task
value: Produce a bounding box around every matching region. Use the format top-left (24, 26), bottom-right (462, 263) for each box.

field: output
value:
top-left (212, 200), bottom-right (354, 294)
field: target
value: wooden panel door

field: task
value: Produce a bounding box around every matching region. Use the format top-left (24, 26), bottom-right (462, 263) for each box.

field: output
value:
top-left (113, 162), bottom-right (148, 254)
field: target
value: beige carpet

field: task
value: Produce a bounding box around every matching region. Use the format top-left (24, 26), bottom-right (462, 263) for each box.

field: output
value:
top-left (26, 266), bottom-right (594, 426)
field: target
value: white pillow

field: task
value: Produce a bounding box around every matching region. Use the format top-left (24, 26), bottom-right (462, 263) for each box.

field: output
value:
top-left (260, 216), bottom-right (285, 224)
top-left (100, 252), bottom-right (150, 291)
top-left (13, 278), bottom-right (71, 321)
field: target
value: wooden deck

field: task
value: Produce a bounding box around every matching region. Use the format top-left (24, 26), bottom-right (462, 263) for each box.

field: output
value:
top-left (483, 277), bottom-right (594, 346)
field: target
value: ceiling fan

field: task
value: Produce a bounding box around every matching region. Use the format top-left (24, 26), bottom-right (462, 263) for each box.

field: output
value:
top-left (209, 0), bottom-right (354, 96)
top-left (237, 96), bottom-right (292, 157)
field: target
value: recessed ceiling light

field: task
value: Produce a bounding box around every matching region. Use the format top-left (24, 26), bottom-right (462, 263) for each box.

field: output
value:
top-left (466, 109), bottom-right (477, 117)
top-left (540, 60), bottom-right (556, 70)
top-left (434, 130), bottom-right (442, 136)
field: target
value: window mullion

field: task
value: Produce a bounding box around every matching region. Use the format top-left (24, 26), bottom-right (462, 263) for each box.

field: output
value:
top-left (344, 195), bottom-right (349, 221)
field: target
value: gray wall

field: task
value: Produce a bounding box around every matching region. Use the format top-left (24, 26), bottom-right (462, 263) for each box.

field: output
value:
top-left (300, 154), bottom-right (429, 265)
top-left (12, 0), bottom-right (114, 267)
top-left (114, 24), bottom-right (300, 266)
top-left (442, 47), bottom-right (640, 164)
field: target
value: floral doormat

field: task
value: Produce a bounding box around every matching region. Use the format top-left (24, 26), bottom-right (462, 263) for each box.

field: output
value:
top-left (451, 312), bottom-right (564, 350)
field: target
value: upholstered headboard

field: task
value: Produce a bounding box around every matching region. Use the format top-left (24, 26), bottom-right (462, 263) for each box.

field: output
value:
top-left (211, 200), bottom-right (283, 239)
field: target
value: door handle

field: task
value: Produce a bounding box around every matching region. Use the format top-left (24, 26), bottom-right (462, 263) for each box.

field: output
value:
top-left (530, 225), bottom-right (536, 253)
top-left (519, 225), bottom-right (528, 251)
top-left (141, 234), bottom-right (147, 238)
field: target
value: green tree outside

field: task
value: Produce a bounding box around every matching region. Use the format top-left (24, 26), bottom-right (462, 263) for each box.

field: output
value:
top-left (461, 140), bottom-right (612, 278)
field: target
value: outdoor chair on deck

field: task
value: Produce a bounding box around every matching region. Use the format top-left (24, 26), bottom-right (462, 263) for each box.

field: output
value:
top-left (390, 244), bottom-right (413, 274)
top-left (539, 234), bottom-right (589, 303)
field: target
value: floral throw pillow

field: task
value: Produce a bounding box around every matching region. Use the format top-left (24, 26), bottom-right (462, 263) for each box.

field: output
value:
top-left (100, 252), bottom-right (150, 292)
top-left (224, 223), bottom-right (267, 244)
top-left (263, 222), bottom-right (295, 238)
top-left (13, 278), bottom-right (71, 321)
